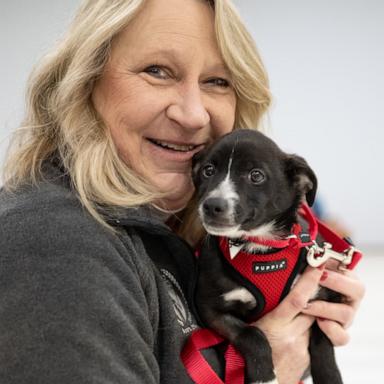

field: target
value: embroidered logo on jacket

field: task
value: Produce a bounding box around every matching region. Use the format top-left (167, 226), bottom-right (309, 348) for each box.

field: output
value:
top-left (160, 269), bottom-right (198, 335)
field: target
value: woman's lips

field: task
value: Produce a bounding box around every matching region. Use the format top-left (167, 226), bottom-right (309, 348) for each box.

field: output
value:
top-left (147, 138), bottom-right (198, 152)
top-left (146, 137), bottom-right (205, 161)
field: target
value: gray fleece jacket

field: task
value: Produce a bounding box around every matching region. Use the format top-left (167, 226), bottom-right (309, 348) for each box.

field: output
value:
top-left (0, 162), bottom-right (222, 383)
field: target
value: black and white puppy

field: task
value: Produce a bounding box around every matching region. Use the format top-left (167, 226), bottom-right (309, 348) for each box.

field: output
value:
top-left (192, 129), bottom-right (343, 384)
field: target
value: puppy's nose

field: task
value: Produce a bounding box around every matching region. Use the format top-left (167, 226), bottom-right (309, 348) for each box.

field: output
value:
top-left (203, 198), bottom-right (229, 218)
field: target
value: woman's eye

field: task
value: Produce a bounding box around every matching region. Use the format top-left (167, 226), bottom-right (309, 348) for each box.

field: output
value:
top-left (202, 164), bottom-right (216, 178)
top-left (143, 65), bottom-right (168, 79)
top-left (206, 77), bottom-right (230, 88)
top-left (249, 169), bottom-right (265, 184)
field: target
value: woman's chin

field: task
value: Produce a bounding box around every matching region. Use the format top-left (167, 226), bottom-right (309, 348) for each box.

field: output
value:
top-left (153, 175), bottom-right (194, 212)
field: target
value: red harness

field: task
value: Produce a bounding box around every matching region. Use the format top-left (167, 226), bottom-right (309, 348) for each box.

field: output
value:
top-left (218, 233), bottom-right (307, 320)
top-left (181, 204), bottom-right (363, 384)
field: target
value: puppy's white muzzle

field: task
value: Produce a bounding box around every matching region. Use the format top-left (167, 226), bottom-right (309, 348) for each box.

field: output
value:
top-left (199, 172), bottom-right (239, 228)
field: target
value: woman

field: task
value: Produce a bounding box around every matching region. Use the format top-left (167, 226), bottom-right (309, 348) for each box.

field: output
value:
top-left (0, 0), bottom-right (364, 383)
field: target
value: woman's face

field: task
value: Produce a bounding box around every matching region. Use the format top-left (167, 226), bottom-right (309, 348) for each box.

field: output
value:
top-left (92, 0), bottom-right (236, 211)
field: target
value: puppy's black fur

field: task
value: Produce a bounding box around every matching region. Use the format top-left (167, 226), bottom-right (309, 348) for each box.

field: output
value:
top-left (192, 129), bottom-right (343, 384)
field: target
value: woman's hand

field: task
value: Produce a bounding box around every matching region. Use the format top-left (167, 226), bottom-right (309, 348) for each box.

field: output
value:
top-left (253, 266), bottom-right (324, 384)
top-left (301, 261), bottom-right (365, 346)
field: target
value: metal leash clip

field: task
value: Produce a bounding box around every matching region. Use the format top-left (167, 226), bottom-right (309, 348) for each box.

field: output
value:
top-left (306, 241), bottom-right (355, 269)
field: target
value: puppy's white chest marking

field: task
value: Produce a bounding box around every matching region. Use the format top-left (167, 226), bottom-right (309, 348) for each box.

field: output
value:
top-left (222, 287), bottom-right (257, 307)
top-left (228, 221), bottom-right (277, 259)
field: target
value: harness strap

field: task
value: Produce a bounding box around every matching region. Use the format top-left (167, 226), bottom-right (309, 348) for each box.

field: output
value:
top-left (299, 203), bottom-right (318, 240)
top-left (246, 204), bottom-right (318, 250)
top-left (244, 236), bottom-right (292, 249)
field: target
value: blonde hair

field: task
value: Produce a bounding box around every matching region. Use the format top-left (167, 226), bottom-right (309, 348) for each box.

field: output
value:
top-left (2, 0), bottom-right (271, 233)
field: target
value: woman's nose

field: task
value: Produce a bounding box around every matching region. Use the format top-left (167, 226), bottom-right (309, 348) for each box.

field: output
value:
top-left (166, 84), bottom-right (210, 130)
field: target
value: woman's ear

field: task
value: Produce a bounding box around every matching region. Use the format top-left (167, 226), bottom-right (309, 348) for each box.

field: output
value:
top-left (284, 154), bottom-right (318, 206)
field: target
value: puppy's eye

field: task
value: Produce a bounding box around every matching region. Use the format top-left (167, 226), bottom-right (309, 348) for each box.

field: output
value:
top-left (202, 164), bottom-right (216, 178)
top-left (249, 169), bottom-right (265, 184)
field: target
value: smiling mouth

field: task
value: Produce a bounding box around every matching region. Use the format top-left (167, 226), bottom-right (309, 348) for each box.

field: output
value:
top-left (147, 138), bottom-right (201, 152)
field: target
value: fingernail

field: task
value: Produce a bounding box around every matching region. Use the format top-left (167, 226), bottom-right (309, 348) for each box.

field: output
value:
top-left (320, 271), bottom-right (328, 281)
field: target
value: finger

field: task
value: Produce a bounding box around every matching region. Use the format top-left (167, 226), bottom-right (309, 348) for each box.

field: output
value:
top-left (274, 266), bottom-right (324, 321)
top-left (318, 269), bottom-right (365, 305)
top-left (289, 314), bottom-right (316, 335)
top-left (324, 259), bottom-right (341, 271)
top-left (302, 300), bottom-right (354, 328)
top-left (316, 318), bottom-right (350, 346)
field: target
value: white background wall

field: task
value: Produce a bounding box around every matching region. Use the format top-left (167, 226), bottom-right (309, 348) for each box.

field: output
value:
top-left (1, 0), bottom-right (383, 246)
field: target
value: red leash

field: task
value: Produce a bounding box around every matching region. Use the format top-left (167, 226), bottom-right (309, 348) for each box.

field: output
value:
top-left (181, 329), bottom-right (245, 384)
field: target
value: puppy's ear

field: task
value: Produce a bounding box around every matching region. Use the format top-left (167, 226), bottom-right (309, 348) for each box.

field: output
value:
top-left (285, 155), bottom-right (318, 206)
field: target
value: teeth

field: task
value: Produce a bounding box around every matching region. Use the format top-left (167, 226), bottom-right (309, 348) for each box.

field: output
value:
top-left (150, 139), bottom-right (196, 152)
